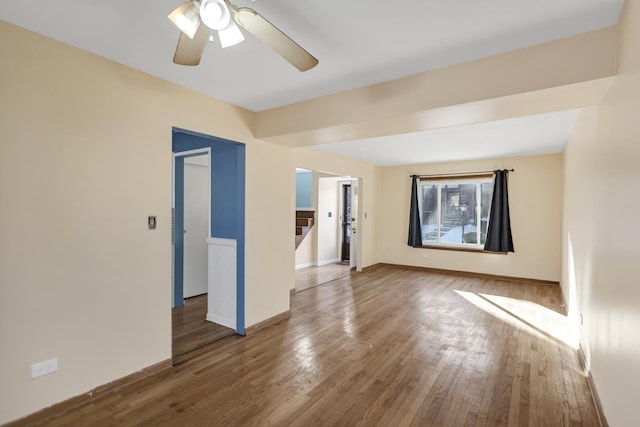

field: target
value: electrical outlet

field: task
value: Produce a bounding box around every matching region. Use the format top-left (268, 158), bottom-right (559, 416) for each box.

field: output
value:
top-left (31, 358), bottom-right (58, 379)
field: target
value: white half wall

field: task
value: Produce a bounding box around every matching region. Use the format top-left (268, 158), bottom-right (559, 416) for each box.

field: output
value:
top-left (206, 237), bottom-right (237, 330)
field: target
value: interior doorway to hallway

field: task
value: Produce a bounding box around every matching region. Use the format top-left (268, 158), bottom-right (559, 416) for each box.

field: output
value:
top-left (340, 183), bottom-right (352, 263)
top-left (172, 151), bottom-right (234, 362)
top-left (294, 170), bottom-right (361, 292)
top-left (171, 128), bottom-right (246, 363)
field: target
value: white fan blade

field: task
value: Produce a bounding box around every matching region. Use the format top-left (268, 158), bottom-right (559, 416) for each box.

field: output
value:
top-left (173, 25), bottom-right (209, 66)
top-left (234, 7), bottom-right (318, 71)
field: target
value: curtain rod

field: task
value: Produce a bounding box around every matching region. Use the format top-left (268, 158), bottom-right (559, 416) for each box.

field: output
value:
top-left (410, 169), bottom-right (514, 178)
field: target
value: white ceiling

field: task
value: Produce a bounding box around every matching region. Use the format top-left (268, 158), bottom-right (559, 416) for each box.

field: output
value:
top-left (317, 110), bottom-right (581, 166)
top-left (0, 0), bottom-right (624, 165)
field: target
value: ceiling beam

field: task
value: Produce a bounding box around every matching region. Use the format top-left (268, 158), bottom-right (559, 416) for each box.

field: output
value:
top-left (254, 26), bottom-right (617, 147)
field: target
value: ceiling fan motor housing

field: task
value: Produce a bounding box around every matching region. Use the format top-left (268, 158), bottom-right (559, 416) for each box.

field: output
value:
top-left (200, 0), bottom-right (231, 30)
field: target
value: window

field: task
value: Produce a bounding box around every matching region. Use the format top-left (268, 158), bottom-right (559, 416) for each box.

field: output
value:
top-left (419, 176), bottom-right (493, 248)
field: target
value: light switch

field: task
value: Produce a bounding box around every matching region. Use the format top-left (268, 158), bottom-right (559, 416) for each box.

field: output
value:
top-left (148, 216), bottom-right (157, 230)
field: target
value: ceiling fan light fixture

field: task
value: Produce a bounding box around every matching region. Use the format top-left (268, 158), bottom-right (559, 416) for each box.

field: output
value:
top-left (170, 0), bottom-right (318, 70)
top-left (200, 0), bottom-right (231, 31)
top-left (168, 1), bottom-right (201, 39)
top-left (218, 21), bottom-right (244, 48)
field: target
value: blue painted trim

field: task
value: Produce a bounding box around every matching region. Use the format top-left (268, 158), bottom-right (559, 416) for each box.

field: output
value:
top-left (173, 157), bottom-right (185, 308)
top-left (235, 144), bottom-right (246, 335)
top-left (172, 127), bottom-right (245, 335)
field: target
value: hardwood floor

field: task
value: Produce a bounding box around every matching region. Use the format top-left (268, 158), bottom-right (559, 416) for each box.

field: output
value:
top-left (295, 262), bottom-right (352, 292)
top-left (172, 294), bottom-right (235, 363)
top-left (14, 265), bottom-right (600, 426)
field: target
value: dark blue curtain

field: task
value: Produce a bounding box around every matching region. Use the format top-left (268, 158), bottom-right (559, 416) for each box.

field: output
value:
top-left (484, 170), bottom-right (514, 253)
top-left (408, 175), bottom-right (423, 247)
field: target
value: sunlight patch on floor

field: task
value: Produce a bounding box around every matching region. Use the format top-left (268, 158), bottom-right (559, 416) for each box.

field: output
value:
top-left (455, 290), bottom-right (578, 348)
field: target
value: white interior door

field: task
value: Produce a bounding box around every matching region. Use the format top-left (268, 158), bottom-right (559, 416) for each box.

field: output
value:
top-left (183, 154), bottom-right (209, 298)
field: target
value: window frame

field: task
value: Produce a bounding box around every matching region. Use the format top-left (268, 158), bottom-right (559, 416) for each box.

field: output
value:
top-left (417, 174), bottom-right (494, 251)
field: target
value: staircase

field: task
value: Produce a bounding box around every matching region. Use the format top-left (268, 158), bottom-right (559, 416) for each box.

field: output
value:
top-left (295, 210), bottom-right (315, 249)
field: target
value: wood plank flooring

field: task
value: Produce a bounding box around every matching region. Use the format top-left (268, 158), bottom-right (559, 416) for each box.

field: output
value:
top-left (172, 294), bottom-right (235, 362)
top-left (295, 262), bottom-right (351, 292)
top-left (14, 265), bottom-right (600, 426)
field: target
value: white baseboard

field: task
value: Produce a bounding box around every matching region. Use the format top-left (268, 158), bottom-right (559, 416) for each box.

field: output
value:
top-left (296, 259), bottom-right (341, 270)
top-left (316, 258), bottom-right (340, 266)
top-left (295, 262), bottom-right (313, 270)
top-left (206, 313), bottom-right (235, 329)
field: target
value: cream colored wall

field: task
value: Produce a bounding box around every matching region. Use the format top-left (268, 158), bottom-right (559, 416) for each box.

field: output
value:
top-left (378, 154), bottom-right (564, 281)
top-left (0, 22), bottom-right (292, 424)
top-left (317, 177), bottom-right (340, 263)
top-left (294, 233), bottom-right (313, 269)
top-left (244, 140), bottom-right (293, 327)
top-left (293, 148), bottom-right (380, 270)
top-left (562, 1), bottom-right (640, 424)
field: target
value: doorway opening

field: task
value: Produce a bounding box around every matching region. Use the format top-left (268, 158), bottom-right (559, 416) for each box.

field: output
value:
top-left (172, 128), bottom-right (246, 362)
top-left (340, 183), bottom-right (352, 264)
top-left (294, 171), bottom-right (361, 292)
top-left (338, 178), bottom-right (359, 270)
top-left (174, 151), bottom-right (210, 306)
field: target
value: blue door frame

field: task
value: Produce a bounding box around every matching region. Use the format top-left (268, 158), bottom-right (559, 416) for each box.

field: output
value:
top-left (172, 128), bottom-right (246, 335)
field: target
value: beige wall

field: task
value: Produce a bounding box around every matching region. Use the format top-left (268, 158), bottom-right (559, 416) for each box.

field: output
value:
top-left (562, 1), bottom-right (640, 425)
top-left (317, 177), bottom-right (340, 263)
top-left (294, 233), bottom-right (313, 269)
top-left (378, 154), bottom-right (564, 281)
top-left (0, 22), bottom-right (292, 423)
top-left (244, 139), bottom-right (293, 327)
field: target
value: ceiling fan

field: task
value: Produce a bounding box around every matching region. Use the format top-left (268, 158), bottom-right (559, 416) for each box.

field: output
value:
top-left (168, 0), bottom-right (318, 71)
